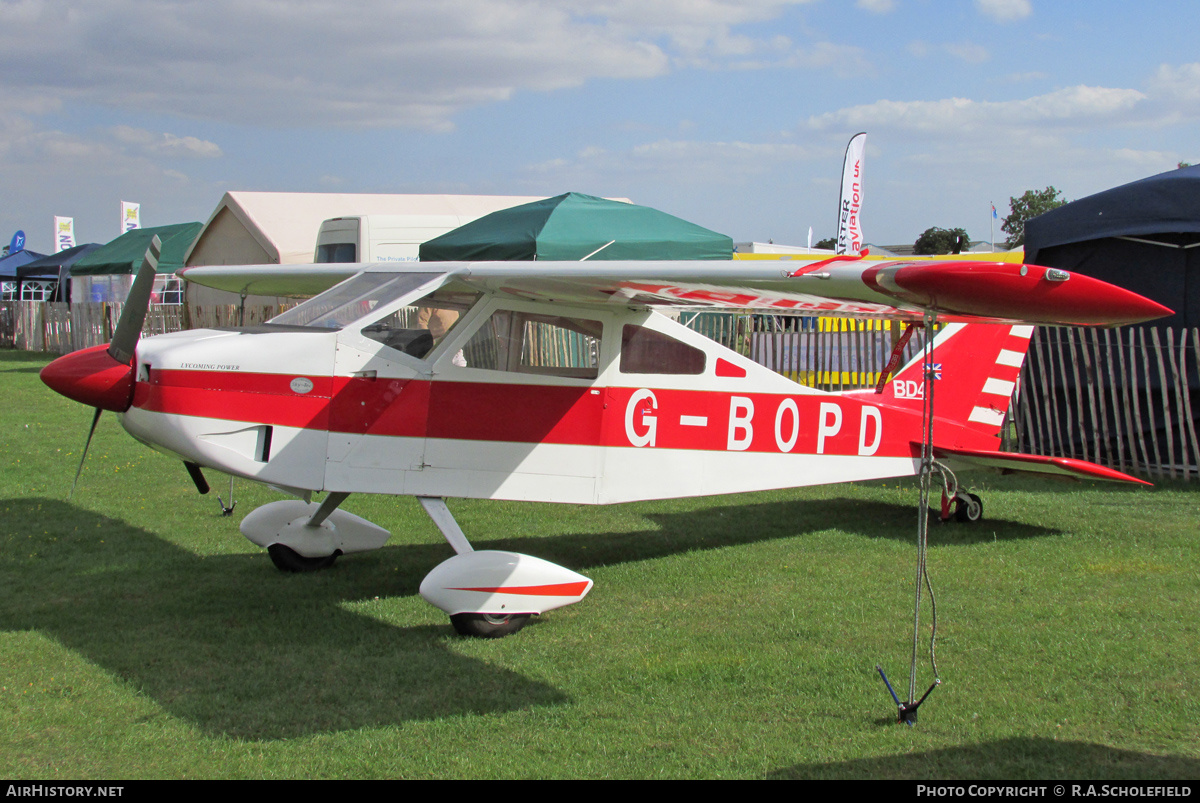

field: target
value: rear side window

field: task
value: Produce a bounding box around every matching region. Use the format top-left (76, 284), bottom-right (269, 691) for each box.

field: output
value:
top-left (620, 325), bottom-right (705, 375)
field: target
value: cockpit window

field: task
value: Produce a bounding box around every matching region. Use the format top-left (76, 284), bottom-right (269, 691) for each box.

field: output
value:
top-left (269, 272), bottom-right (441, 330)
top-left (360, 283), bottom-right (483, 360)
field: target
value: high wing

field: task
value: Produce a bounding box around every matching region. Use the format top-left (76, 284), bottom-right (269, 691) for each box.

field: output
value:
top-left (178, 257), bottom-right (1171, 327)
top-left (178, 263), bottom-right (363, 298)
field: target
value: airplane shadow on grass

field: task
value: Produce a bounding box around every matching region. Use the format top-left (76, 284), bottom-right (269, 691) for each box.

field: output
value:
top-left (0, 495), bottom-right (1059, 741)
top-left (473, 495), bottom-right (1062, 568)
top-left (767, 737), bottom-right (1200, 780)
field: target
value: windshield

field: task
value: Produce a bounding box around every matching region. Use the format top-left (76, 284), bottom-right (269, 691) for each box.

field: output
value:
top-left (269, 272), bottom-right (442, 330)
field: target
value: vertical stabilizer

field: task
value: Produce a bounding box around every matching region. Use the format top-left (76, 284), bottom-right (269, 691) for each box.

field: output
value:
top-left (877, 323), bottom-right (1033, 449)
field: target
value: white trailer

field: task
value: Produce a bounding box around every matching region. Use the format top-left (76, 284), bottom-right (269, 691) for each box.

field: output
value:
top-left (314, 197), bottom-right (545, 263)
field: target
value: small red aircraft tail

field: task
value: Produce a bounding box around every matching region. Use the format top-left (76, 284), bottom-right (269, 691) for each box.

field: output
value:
top-left (869, 322), bottom-right (1147, 485)
top-left (875, 322), bottom-right (1033, 451)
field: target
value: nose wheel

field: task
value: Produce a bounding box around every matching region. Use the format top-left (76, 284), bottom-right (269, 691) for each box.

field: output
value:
top-left (267, 544), bottom-right (341, 572)
top-left (450, 613), bottom-right (532, 638)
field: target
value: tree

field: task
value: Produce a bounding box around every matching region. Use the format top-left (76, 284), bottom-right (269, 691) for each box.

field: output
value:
top-left (913, 226), bottom-right (970, 255)
top-left (813, 237), bottom-right (836, 250)
top-left (1001, 186), bottom-right (1067, 249)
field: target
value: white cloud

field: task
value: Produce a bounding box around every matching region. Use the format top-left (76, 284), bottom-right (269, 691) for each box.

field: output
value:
top-left (521, 136), bottom-right (823, 213)
top-left (1146, 62), bottom-right (1200, 107)
top-left (975, 0), bottom-right (1032, 23)
top-left (907, 40), bottom-right (931, 59)
top-left (0, 115), bottom-right (222, 250)
top-left (945, 42), bottom-right (991, 64)
top-left (520, 136), bottom-right (832, 242)
top-left (806, 85), bottom-right (1147, 135)
top-left (112, 127), bottom-right (223, 158)
top-left (856, 0), bottom-right (896, 12)
top-left (780, 41), bottom-right (874, 77)
top-left (905, 40), bottom-right (989, 65)
top-left (0, 0), bottom-right (827, 131)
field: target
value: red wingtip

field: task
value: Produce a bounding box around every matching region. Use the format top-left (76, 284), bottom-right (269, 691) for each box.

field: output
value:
top-left (886, 262), bottom-right (1173, 326)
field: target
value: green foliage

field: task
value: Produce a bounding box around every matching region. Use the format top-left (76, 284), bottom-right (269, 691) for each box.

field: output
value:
top-left (814, 237), bottom-right (837, 250)
top-left (2, 351), bottom-right (1198, 778)
top-left (913, 226), bottom-right (971, 255)
top-left (1002, 186), bottom-right (1067, 249)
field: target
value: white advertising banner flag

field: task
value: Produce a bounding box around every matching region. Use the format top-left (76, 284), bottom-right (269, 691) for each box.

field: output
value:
top-left (121, 201), bottom-right (141, 233)
top-left (54, 216), bottom-right (76, 252)
top-left (835, 132), bottom-right (866, 255)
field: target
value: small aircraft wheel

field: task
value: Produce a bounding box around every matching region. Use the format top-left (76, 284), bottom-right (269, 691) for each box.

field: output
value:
top-left (954, 493), bottom-right (983, 523)
top-left (267, 543), bottom-right (340, 573)
top-left (450, 612), bottom-right (532, 639)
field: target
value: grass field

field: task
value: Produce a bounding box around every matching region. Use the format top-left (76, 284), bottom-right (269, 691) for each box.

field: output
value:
top-left (1, 349), bottom-right (1197, 779)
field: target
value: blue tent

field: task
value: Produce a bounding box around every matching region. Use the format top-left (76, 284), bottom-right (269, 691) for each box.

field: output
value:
top-left (0, 249), bottom-right (48, 280)
top-left (1025, 165), bottom-right (1200, 330)
top-left (17, 244), bottom-right (101, 302)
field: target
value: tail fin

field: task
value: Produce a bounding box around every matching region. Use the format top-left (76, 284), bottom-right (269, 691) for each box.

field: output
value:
top-left (877, 323), bottom-right (1032, 447)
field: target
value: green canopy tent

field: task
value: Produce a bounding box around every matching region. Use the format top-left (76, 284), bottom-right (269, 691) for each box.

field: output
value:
top-left (71, 222), bottom-right (203, 276)
top-left (70, 222), bottom-right (202, 303)
top-left (419, 193), bottom-right (732, 261)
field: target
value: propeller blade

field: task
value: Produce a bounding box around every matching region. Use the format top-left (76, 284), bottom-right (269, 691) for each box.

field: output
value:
top-left (69, 407), bottom-right (103, 500)
top-left (107, 235), bottom-right (162, 365)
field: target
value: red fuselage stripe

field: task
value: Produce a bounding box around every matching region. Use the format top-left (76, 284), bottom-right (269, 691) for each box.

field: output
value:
top-left (133, 368), bottom-right (999, 456)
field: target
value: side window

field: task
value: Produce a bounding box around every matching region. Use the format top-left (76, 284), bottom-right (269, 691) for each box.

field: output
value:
top-left (462, 310), bottom-right (602, 379)
top-left (620, 324), bottom-right (706, 375)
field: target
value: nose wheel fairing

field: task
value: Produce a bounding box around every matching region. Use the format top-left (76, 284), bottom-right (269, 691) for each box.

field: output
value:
top-left (239, 499), bottom-right (391, 558)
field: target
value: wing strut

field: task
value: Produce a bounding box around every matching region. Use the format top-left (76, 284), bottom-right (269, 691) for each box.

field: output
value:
top-left (307, 492), bottom-right (350, 528)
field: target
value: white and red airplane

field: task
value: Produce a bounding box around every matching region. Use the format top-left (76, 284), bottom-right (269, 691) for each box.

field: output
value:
top-left (41, 242), bottom-right (1171, 637)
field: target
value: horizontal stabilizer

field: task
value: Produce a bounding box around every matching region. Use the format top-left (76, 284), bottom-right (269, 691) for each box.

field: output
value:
top-left (932, 446), bottom-right (1150, 485)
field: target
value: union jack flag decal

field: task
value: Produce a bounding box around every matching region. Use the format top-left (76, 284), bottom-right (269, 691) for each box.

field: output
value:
top-left (924, 362), bottom-right (943, 380)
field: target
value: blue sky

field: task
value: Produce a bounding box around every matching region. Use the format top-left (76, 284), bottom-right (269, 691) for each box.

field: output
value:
top-left (2, 0), bottom-right (1197, 254)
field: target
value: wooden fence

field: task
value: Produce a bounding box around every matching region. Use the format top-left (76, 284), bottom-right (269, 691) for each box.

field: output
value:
top-left (1015, 326), bottom-right (1200, 480)
top-left (0, 301), bottom-right (187, 353)
top-left (3, 299), bottom-right (1196, 480)
top-left (0, 302), bottom-right (294, 352)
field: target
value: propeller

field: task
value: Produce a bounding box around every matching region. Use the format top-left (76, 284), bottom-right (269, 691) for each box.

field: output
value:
top-left (68, 408), bottom-right (103, 500)
top-left (108, 235), bottom-right (161, 364)
top-left (63, 235), bottom-right (162, 498)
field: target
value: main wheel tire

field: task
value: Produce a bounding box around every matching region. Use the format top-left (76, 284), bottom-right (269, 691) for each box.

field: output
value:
top-left (450, 612), bottom-right (532, 639)
top-left (268, 543), bottom-right (340, 572)
top-left (954, 493), bottom-right (983, 523)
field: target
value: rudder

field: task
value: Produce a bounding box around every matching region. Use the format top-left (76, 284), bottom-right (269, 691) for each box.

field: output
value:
top-left (878, 323), bottom-right (1033, 448)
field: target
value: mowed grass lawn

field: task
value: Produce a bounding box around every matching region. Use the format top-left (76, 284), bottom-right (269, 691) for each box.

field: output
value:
top-left (1, 349), bottom-right (1197, 779)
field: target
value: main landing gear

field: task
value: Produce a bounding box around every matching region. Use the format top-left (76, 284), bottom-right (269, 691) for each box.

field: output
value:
top-left (239, 493), bottom-right (592, 638)
top-left (938, 487), bottom-right (983, 524)
top-left (926, 461), bottom-right (984, 525)
top-left (450, 612), bottom-right (533, 639)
